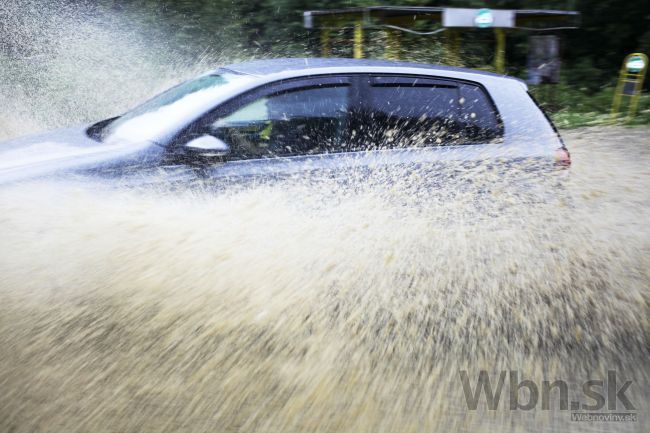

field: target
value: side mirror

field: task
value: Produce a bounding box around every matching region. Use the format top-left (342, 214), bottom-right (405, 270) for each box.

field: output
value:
top-left (185, 135), bottom-right (230, 158)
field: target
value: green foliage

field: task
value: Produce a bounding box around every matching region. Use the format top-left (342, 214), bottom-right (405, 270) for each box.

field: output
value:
top-left (2, 0), bottom-right (648, 126)
top-left (101, 0), bottom-right (650, 126)
top-left (94, 1), bottom-right (648, 88)
top-left (531, 85), bottom-right (650, 128)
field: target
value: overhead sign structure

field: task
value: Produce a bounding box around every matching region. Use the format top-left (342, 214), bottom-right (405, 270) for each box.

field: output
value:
top-left (611, 53), bottom-right (648, 122)
top-left (303, 6), bottom-right (580, 74)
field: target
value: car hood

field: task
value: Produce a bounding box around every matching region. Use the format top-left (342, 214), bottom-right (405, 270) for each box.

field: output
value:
top-left (0, 125), bottom-right (155, 184)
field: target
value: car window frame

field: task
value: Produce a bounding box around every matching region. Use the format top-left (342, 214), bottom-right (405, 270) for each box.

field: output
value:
top-left (169, 73), bottom-right (504, 161)
top-left (357, 73), bottom-right (504, 146)
top-left (170, 75), bottom-right (359, 155)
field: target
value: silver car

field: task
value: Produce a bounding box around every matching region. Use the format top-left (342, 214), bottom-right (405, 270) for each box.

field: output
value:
top-left (0, 58), bottom-right (570, 185)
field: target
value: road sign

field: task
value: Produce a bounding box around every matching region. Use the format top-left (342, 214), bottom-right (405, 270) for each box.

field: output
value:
top-left (442, 8), bottom-right (514, 28)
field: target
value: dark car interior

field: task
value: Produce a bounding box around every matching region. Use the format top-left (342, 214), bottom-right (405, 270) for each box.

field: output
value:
top-left (209, 84), bottom-right (349, 159)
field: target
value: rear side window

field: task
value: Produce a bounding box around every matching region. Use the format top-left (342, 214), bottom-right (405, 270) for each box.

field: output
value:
top-left (358, 76), bottom-right (501, 148)
top-left (370, 79), bottom-right (459, 121)
top-left (459, 84), bottom-right (502, 143)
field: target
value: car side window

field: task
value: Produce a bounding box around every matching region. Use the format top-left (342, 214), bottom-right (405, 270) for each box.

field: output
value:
top-left (356, 76), bottom-right (501, 148)
top-left (208, 84), bottom-right (349, 160)
top-left (458, 84), bottom-right (502, 143)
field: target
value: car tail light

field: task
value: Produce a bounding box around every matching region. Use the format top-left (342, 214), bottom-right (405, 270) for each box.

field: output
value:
top-left (554, 147), bottom-right (571, 166)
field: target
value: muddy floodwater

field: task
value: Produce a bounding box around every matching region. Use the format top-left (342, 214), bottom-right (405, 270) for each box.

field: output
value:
top-left (0, 126), bottom-right (648, 432)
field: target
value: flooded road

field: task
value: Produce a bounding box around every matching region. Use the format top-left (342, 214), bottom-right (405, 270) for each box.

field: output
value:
top-left (0, 126), bottom-right (648, 432)
top-left (1, 1), bottom-right (648, 430)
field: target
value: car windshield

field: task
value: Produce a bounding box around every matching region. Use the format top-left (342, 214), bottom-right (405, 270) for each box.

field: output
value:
top-left (99, 72), bottom-right (247, 144)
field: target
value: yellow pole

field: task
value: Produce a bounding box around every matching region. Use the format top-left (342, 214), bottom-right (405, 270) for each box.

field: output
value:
top-left (385, 29), bottom-right (401, 60)
top-left (494, 29), bottom-right (506, 74)
top-left (628, 80), bottom-right (643, 121)
top-left (320, 28), bottom-right (331, 57)
top-left (610, 60), bottom-right (626, 121)
top-left (443, 30), bottom-right (462, 66)
top-left (353, 19), bottom-right (363, 59)
top-left (452, 31), bottom-right (461, 63)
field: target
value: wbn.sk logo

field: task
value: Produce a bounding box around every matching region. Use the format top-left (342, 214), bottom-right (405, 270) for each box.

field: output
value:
top-left (459, 370), bottom-right (637, 422)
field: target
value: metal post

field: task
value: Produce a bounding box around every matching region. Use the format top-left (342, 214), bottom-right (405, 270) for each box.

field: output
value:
top-left (494, 28), bottom-right (506, 74)
top-left (627, 54), bottom-right (648, 121)
top-left (320, 28), bottom-right (331, 57)
top-left (385, 29), bottom-right (401, 60)
top-left (444, 30), bottom-right (462, 66)
top-left (452, 31), bottom-right (461, 62)
top-left (628, 81), bottom-right (643, 121)
top-left (353, 19), bottom-right (363, 59)
top-left (610, 64), bottom-right (625, 120)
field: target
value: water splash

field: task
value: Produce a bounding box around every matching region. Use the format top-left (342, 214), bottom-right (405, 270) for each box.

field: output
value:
top-left (0, 2), bottom-right (648, 432)
top-left (0, 0), bottom-right (230, 140)
top-left (0, 131), bottom-right (648, 432)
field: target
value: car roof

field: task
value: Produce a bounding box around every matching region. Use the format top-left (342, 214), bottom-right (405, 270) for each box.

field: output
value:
top-left (220, 57), bottom-right (517, 81)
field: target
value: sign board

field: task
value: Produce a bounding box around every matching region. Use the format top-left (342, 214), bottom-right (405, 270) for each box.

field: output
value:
top-left (626, 55), bottom-right (645, 73)
top-left (622, 53), bottom-right (647, 95)
top-left (442, 8), bottom-right (515, 28)
top-left (527, 35), bottom-right (561, 84)
top-left (474, 9), bottom-right (494, 28)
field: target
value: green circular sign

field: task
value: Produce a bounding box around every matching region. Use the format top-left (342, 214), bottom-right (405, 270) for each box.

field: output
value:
top-left (474, 8), bottom-right (494, 28)
top-left (626, 56), bottom-right (646, 73)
